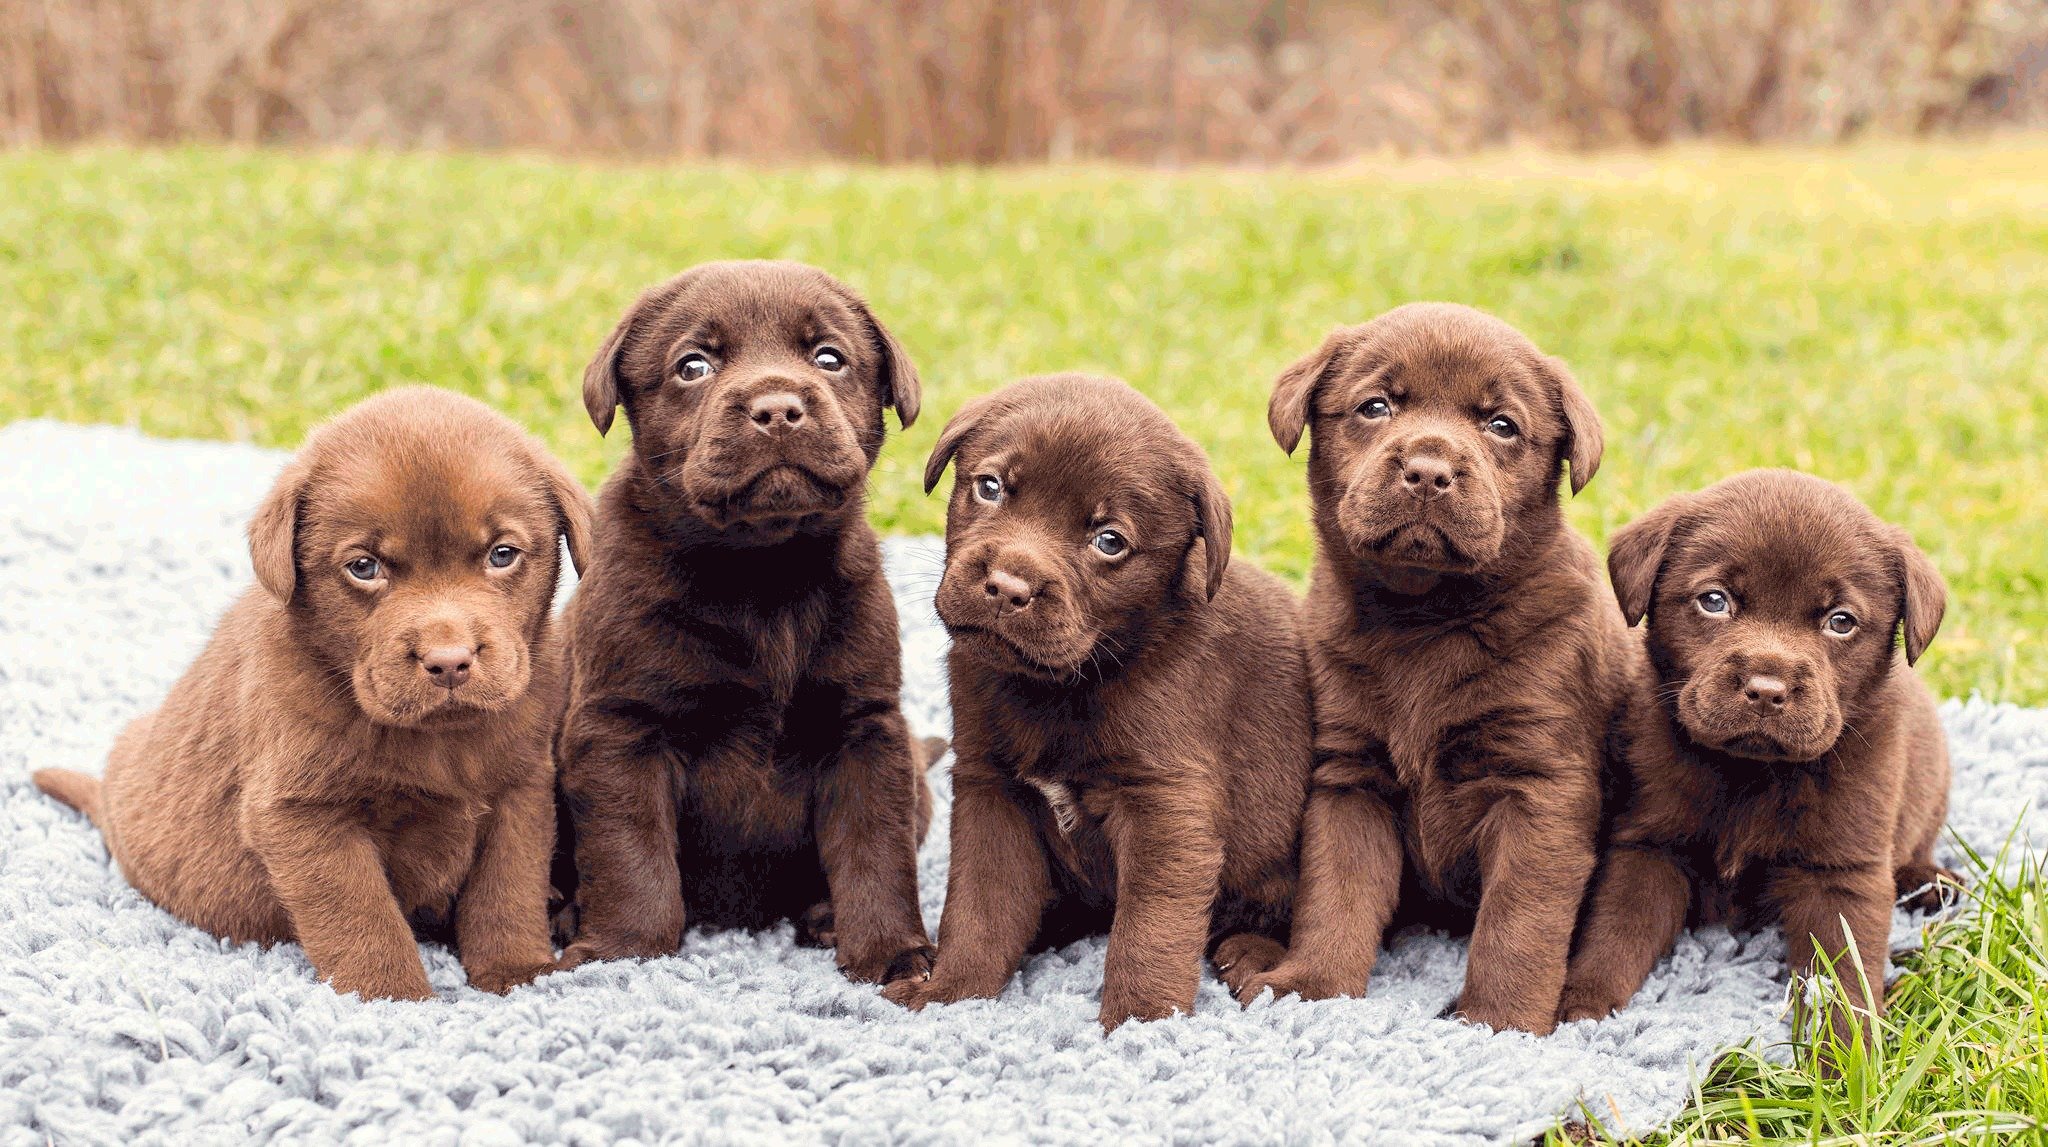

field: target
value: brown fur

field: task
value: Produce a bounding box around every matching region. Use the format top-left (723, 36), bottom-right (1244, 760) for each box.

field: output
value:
top-left (550, 260), bottom-right (935, 985)
top-left (1237, 304), bottom-right (1627, 1034)
top-left (1561, 469), bottom-right (1957, 1042)
top-left (882, 374), bottom-right (1312, 1032)
top-left (33, 386), bottom-right (593, 1000)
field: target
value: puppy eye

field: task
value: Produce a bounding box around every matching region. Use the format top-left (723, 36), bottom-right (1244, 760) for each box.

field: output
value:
top-left (488, 545), bottom-right (522, 570)
top-left (345, 556), bottom-right (383, 582)
top-left (812, 346), bottom-right (846, 372)
top-left (1696, 590), bottom-right (1730, 615)
top-left (972, 475), bottom-right (1004, 504)
top-left (675, 353), bottom-right (715, 383)
top-left (1825, 610), bottom-right (1857, 636)
top-left (1358, 397), bottom-right (1392, 420)
top-left (1485, 415), bottom-right (1520, 439)
top-left (1091, 530), bottom-right (1129, 558)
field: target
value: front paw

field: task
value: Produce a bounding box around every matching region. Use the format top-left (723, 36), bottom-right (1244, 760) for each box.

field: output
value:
top-left (467, 959), bottom-right (556, 995)
top-left (1098, 992), bottom-right (1188, 1033)
top-left (556, 932), bottom-right (677, 970)
top-left (1234, 960), bottom-right (1365, 1006)
top-left (881, 967), bottom-right (1002, 1011)
top-left (838, 938), bottom-right (936, 986)
top-left (1213, 934), bottom-right (1287, 999)
top-left (1454, 993), bottom-right (1559, 1036)
top-left (1557, 979), bottom-right (1631, 1024)
top-left (327, 964), bottom-right (435, 1002)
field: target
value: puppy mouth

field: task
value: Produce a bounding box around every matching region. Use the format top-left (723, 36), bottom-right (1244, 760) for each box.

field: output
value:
top-left (692, 464), bottom-right (848, 528)
top-left (1710, 731), bottom-right (1794, 760)
top-left (943, 622), bottom-right (1088, 679)
top-left (1360, 521), bottom-right (1480, 572)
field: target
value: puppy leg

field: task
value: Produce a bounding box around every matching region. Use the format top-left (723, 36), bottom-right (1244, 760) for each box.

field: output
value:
top-left (815, 706), bottom-right (933, 985)
top-left (1772, 863), bottom-right (1894, 1051)
top-left (555, 710), bottom-right (685, 967)
top-left (884, 768), bottom-right (1049, 1010)
top-left (1558, 846), bottom-right (1690, 1022)
top-left (246, 804), bottom-right (432, 1001)
top-left (1098, 782), bottom-right (1225, 1032)
top-left (1237, 742), bottom-right (1403, 1004)
top-left (456, 778), bottom-right (558, 994)
top-left (1457, 795), bottom-right (1598, 1035)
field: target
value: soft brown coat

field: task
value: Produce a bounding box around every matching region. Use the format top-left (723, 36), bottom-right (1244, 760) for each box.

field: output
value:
top-left (550, 260), bottom-right (935, 985)
top-left (1236, 304), bottom-right (1628, 1034)
top-left (1561, 469), bottom-right (1955, 1040)
top-left (883, 374), bottom-right (1313, 1031)
top-left (33, 386), bottom-right (592, 999)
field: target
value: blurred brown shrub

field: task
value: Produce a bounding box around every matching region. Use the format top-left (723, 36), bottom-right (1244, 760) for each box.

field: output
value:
top-left (4, 0), bottom-right (2045, 159)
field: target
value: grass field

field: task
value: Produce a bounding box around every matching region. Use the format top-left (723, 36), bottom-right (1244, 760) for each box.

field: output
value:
top-left (2, 144), bottom-right (2044, 705)
top-left (3, 144), bottom-right (2046, 1143)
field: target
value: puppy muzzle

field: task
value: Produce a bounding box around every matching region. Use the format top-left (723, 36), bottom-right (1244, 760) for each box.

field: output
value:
top-left (935, 548), bottom-right (1095, 677)
top-left (1334, 445), bottom-right (1506, 573)
top-left (351, 611), bottom-right (533, 728)
top-left (1676, 657), bottom-right (1841, 762)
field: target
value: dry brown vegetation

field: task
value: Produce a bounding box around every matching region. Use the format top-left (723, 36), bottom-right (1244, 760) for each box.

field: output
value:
top-left (4, 0), bottom-right (2047, 160)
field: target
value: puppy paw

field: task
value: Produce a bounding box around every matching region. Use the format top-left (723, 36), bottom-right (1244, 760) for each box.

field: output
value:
top-left (467, 959), bottom-right (556, 995)
top-left (837, 938), bottom-right (936, 986)
top-left (795, 900), bottom-right (838, 949)
top-left (1895, 864), bottom-right (1966, 913)
top-left (1234, 961), bottom-right (1363, 1006)
top-left (1557, 981), bottom-right (1630, 1024)
top-left (881, 969), bottom-right (1000, 1011)
top-left (1098, 991), bottom-right (1189, 1033)
top-left (1212, 934), bottom-right (1287, 999)
top-left (1453, 994), bottom-right (1559, 1036)
top-left (328, 966), bottom-right (435, 1002)
top-left (555, 933), bottom-right (676, 970)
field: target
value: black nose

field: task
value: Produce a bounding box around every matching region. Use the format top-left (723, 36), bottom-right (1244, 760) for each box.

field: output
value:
top-left (421, 645), bottom-right (473, 690)
top-left (1743, 674), bottom-right (1788, 712)
top-left (1401, 455), bottom-right (1456, 499)
top-left (749, 392), bottom-right (807, 432)
top-left (983, 569), bottom-right (1036, 615)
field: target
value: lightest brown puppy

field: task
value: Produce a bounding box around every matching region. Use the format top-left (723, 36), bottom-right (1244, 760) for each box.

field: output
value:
top-left (1237, 304), bottom-right (1628, 1035)
top-left (34, 387), bottom-right (592, 1000)
top-left (1561, 470), bottom-right (1956, 1043)
top-left (552, 261), bottom-right (934, 986)
top-left (884, 374), bottom-right (1312, 1032)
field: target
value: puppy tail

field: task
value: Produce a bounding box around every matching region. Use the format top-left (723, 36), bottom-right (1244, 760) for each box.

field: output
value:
top-left (914, 735), bottom-right (951, 771)
top-left (32, 768), bottom-right (105, 828)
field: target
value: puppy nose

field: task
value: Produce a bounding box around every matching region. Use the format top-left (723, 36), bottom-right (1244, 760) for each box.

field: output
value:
top-left (983, 569), bottom-right (1036, 615)
top-left (1743, 675), bottom-right (1788, 712)
top-left (420, 645), bottom-right (473, 690)
top-left (1400, 455), bottom-right (1456, 498)
top-left (748, 392), bottom-right (807, 433)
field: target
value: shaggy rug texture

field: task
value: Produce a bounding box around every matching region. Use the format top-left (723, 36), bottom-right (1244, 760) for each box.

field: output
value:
top-left (3, 418), bottom-right (2045, 1146)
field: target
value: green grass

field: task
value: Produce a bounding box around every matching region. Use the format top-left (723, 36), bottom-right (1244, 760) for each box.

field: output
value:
top-left (1, 144), bottom-right (2043, 703)
top-left (0, 143), bottom-right (2043, 1142)
top-left (1551, 835), bottom-right (2048, 1145)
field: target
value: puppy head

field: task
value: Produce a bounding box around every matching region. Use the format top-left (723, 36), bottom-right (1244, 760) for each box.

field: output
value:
top-left (1268, 304), bottom-right (1600, 586)
top-left (582, 260), bottom-right (919, 544)
top-left (1608, 469), bottom-right (1945, 763)
top-left (923, 375), bottom-right (1231, 681)
top-left (248, 386), bottom-right (595, 729)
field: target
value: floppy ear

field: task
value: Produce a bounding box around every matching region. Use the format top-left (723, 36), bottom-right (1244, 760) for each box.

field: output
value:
top-left (1539, 353), bottom-right (1603, 495)
top-left (532, 446), bottom-right (597, 576)
top-left (867, 312), bottom-right (922, 430)
top-left (248, 456), bottom-right (312, 603)
top-left (1606, 496), bottom-right (1691, 627)
top-left (1268, 328), bottom-right (1347, 455)
top-left (1190, 464), bottom-right (1234, 602)
top-left (581, 310), bottom-right (633, 437)
top-left (1892, 526), bottom-right (1946, 665)
top-left (922, 394), bottom-right (996, 494)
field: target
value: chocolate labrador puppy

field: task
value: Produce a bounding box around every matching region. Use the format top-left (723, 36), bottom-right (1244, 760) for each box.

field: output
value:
top-left (35, 387), bottom-right (591, 999)
top-left (1235, 304), bottom-right (1628, 1034)
top-left (552, 260), bottom-right (934, 986)
top-left (1561, 469), bottom-right (1956, 1041)
top-left (883, 374), bottom-right (1312, 1032)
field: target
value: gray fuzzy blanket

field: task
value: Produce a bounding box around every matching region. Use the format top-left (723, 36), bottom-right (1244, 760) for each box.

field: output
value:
top-left (4, 419), bottom-right (2045, 1146)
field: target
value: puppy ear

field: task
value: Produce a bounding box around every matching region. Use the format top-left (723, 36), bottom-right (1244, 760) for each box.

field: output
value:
top-left (1607, 496), bottom-right (1690, 627)
top-left (1540, 353), bottom-right (1603, 495)
top-left (1268, 328), bottom-right (1346, 455)
top-left (582, 309), bottom-right (634, 437)
top-left (922, 394), bottom-right (994, 494)
top-left (868, 313), bottom-right (922, 430)
top-left (248, 456), bottom-right (311, 603)
top-left (1191, 464), bottom-right (1234, 602)
top-left (1892, 526), bottom-right (1946, 665)
top-left (533, 446), bottom-right (597, 577)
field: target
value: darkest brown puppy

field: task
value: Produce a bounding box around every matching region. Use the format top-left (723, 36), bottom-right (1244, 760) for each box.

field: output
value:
top-left (1561, 469), bottom-right (1956, 1041)
top-left (1236, 303), bottom-right (1628, 1035)
top-left (883, 374), bottom-right (1312, 1031)
top-left (552, 260), bottom-right (935, 985)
